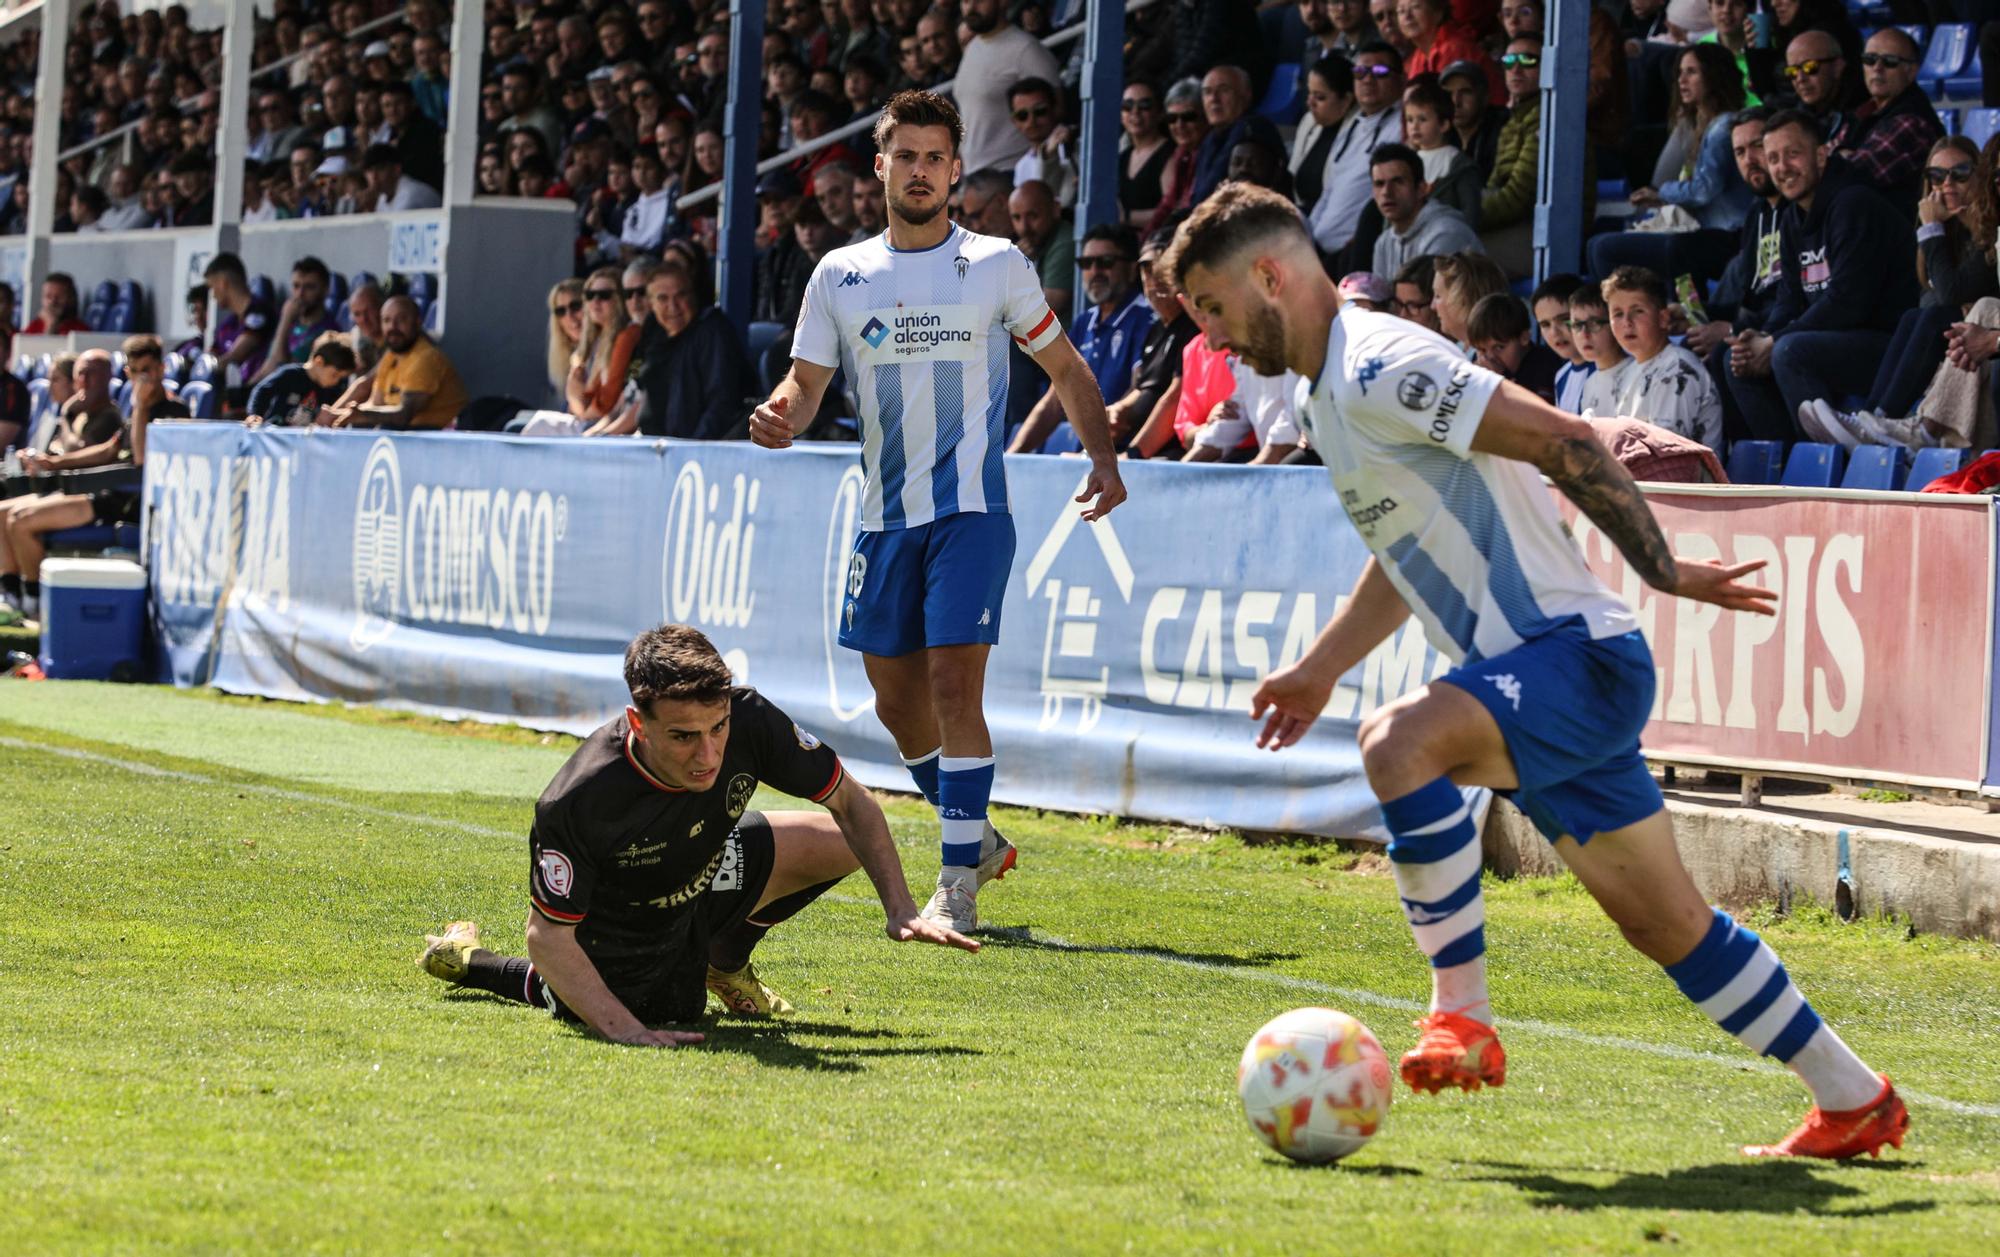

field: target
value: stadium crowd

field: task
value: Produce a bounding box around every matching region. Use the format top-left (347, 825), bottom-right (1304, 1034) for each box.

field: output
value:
top-left (3, 0), bottom-right (2000, 475)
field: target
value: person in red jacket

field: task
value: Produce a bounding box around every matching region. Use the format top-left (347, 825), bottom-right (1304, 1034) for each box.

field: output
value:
top-left (21, 273), bottom-right (89, 335)
top-left (1397, 0), bottom-right (1504, 104)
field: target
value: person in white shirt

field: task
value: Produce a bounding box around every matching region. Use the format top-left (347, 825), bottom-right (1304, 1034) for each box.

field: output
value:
top-left (619, 148), bottom-right (675, 258)
top-left (1529, 274), bottom-right (1594, 413)
top-left (363, 144), bottom-right (441, 212)
top-left (1007, 76), bottom-right (1077, 208)
top-left (954, 0), bottom-right (1062, 174)
top-left (1185, 357), bottom-right (1305, 463)
top-left (1568, 281), bottom-right (1633, 419)
top-left (1601, 265), bottom-right (1724, 452)
top-left (1308, 40), bottom-right (1404, 256)
top-left (96, 164), bottom-right (156, 231)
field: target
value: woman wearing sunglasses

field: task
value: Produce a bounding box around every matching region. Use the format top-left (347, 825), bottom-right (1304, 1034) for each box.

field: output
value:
top-left (1146, 77), bottom-right (1209, 236)
top-left (566, 266), bottom-right (640, 427)
top-left (1117, 79), bottom-right (1172, 228)
top-left (1798, 135), bottom-right (2000, 448)
top-left (542, 278), bottom-right (586, 408)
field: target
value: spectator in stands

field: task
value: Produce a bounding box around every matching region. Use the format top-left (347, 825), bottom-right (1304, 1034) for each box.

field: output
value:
top-left (792, 198), bottom-right (849, 267)
top-left (1308, 41), bottom-right (1403, 257)
top-left (1191, 66), bottom-right (1281, 206)
top-left (1598, 266), bottom-right (1726, 451)
top-left (1699, 0), bottom-right (1775, 104)
top-left (1370, 142), bottom-right (1482, 277)
top-left (1339, 271), bottom-right (1394, 311)
top-left (99, 165), bottom-right (153, 230)
top-left (1370, 0), bottom-right (1414, 58)
top-left (1430, 249), bottom-right (1508, 345)
top-left (1780, 30), bottom-right (1856, 140)
top-left (249, 89), bottom-right (306, 165)
top-left (1141, 0), bottom-right (1273, 92)
top-left (24, 273), bottom-right (88, 335)
top-left (1010, 179), bottom-right (1074, 322)
top-left (364, 143), bottom-right (441, 212)
top-left (1466, 292), bottom-right (1563, 402)
top-left (1397, 0), bottom-right (1500, 103)
top-left (894, 28), bottom-right (929, 92)
top-left (1529, 273), bottom-right (1593, 412)
top-left (1102, 227), bottom-right (1200, 451)
top-left (568, 266), bottom-right (641, 426)
top-left (1226, 133), bottom-right (1296, 198)
top-left (1828, 28), bottom-right (1942, 221)
top-left (1480, 34), bottom-right (1549, 278)
top-left (347, 280), bottom-right (385, 372)
top-left (957, 169), bottom-right (1015, 237)
top-left (1184, 357), bottom-right (1304, 463)
top-left (634, 261), bottom-right (756, 440)
top-left (812, 161), bottom-right (861, 238)
top-left (1010, 77), bottom-right (1077, 209)
top-left (1010, 223), bottom-right (1154, 453)
top-left (621, 146), bottom-right (677, 257)
top-left (1440, 59), bottom-right (1502, 181)
top-left (621, 259), bottom-right (660, 333)
top-left (1588, 42), bottom-right (1751, 288)
top-left (1800, 135), bottom-right (2000, 446)
top-left (379, 81), bottom-right (445, 191)
top-left (543, 279), bottom-right (587, 408)
top-left (1723, 109), bottom-right (1918, 441)
top-left (844, 52), bottom-right (892, 119)
top-left (1391, 254), bottom-right (1443, 333)
top-left (324, 296), bottom-right (466, 431)
top-left (411, 31), bottom-right (450, 127)
top-left (250, 256), bottom-right (335, 388)
top-left (203, 254), bottom-right (273, 397)
top-left (851, 165), bottom-right (887, 241)
top-left (1570, 281), bottom-right (1632, 417)
top-left (956, 0), bottom-right (1062, 174)
top-left (1149, 78), bottom-right (1209, 232)
top-left (69, 185), bottom-right (109, 233)
top-left (1684, 107), bottom-right (1784, 435)
top-left (0, 340), bottom-right (184, 626)
top-left (1400, 80), bottom-right (1482, 226)
top-left (246, 333), bottom-right (358, 428)
top-left (1129, 312), bottom-right (1233, 459)
top-left (500, 64), bottom-right (566, 159)
top-left (1320, 0), bottom-right (1380, 60)
top-left (1769, 0), bottom-right (1863, 107)
top-left (1291, 56), bottom-right (1354, 227)
top-left (171, 288), bottom-right (206, 362)
top-left (753, 169), bottom-right (814, 325)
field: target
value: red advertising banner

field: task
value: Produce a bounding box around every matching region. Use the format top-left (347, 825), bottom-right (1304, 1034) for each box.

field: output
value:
top-left (1559, 488), bottom-right (1994, 789)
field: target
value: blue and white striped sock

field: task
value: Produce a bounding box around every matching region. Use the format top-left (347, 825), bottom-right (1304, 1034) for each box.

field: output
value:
top-left (901, 747), bottom-right (942, 808)
top-left (937, 755), bottom-right (994, 871)
top-left (1383, 777), bottom-right (1490, 1025)
top-left (1666, 908), bottom-right (1881, 1111)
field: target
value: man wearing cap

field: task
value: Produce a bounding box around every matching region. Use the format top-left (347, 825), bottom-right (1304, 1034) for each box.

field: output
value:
top-left (1441, 59), bottom-right (1501, 181)
top-left (365, 144), bottom-right (442, 212)
top-left (753, 170), bottom-right (814, 326)
top-left (362, 39), bottom-right (397, 85)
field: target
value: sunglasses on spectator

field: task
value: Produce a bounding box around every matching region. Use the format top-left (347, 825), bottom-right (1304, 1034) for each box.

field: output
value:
top-left (586, 288), bottom-right (617, 301)
top-left (1167, 111), bottom-right (1201, 124)
top-left (1926, 162), bottom-right (1975, 186)
top-left (1859, 52), bottom-right (1914, 69)
top-left (554, 298), bottom-right (585, 315)
top-left (1013, 105), bottom-right (1052, 121)
top-left (1121, 97), bottom-right (1156, 111)
top-left (1357, 63), bottom-right (1397, 77)
top-left (623, 286), bottom-right (647, 299)
top-left (1500, 53), bottom-right (1539, 68)
top-left (1568, 316), bottom-right (1609, 332)
top-left (1079, 255), bottom-right (1129, 270)
top-left (1783, 58), bottom-right (1832, 79)
top-left (1393, 297), bottom-right (1431, 312)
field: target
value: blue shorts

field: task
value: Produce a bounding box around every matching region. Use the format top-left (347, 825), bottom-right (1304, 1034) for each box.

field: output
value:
top-left (1442, 626), bottom-right (1664, 845)
top-left (836, 511), bottom-right (1015, 658)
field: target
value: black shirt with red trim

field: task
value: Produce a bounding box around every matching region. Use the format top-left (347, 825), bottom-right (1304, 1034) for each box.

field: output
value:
top-left (527, 687), bottom-right (844, 965)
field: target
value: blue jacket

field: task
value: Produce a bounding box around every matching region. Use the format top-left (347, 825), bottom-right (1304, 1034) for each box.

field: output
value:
top-left (1658, 113), bottom-right (1753, 232)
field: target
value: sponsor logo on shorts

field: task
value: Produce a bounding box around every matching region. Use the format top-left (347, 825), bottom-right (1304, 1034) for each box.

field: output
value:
top-left (538, 849), bottom-right (575, 897)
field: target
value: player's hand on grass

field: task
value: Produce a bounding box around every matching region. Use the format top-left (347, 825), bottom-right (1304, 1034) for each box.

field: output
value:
top-left (1076, 458), bottom-right (1127, 521)
top-left (1250, 662), bottom-right (1332, 750)
top-left (605, 1025), bottom-right (706, 1048)
top-left (886, 911), bottom-right (981, 953)
top-left (750, 394), bottom-right (795, 448)
top-left (1669, 556), bottom-right (1777, 615)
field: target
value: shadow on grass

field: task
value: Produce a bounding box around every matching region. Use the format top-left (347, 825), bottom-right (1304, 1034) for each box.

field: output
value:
top-left (456, 1003), bottom-right (985, 1072)
top-left (1277, 1159), bottom-right (1424, 1177)
top-left (973, 924), bottom-right (1302, 970)
top-left (1466, 1159), bottom-right (1933, 1218)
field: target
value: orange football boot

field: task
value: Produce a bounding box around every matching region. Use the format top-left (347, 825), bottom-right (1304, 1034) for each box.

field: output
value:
top-left (1400, 1010), bottom-right (1507, 1094)
top-left (1743, 1075), bottom-right (1909, 1159)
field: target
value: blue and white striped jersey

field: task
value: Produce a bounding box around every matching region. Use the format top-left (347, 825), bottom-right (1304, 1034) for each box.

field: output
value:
top-left (793, 224), bottom-right (1063, 531)
top-left (1304, 304), bottom-right (1639, 666)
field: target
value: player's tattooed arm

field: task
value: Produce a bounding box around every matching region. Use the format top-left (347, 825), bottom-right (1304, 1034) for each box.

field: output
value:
top-left (1539, 432), bottom-right (1679, 592)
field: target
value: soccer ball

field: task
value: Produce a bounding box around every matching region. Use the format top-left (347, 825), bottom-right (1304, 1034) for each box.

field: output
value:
top-left (1236, 1007), bottom-right (1392, 1164)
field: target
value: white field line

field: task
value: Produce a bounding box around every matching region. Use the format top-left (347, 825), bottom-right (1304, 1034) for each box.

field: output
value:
top-left (10, 734), bottom-right (1997, 1121)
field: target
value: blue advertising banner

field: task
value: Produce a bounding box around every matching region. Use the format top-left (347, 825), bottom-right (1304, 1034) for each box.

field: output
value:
top-left (144, 427), bottom-right (1470, 838)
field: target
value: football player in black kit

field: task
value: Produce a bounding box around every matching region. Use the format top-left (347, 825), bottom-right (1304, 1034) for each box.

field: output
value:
top-left (418, 624), bottom-right (978, 1046)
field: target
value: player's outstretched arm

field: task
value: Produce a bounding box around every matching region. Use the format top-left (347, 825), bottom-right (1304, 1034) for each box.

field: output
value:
top-left (821, 774), bottom-right (980, 953)
top-left (749, 359), bottom-right (837, 449)
top-left (1030, 334), bottom-right (1127, 520)
top-left (523, 914), bottom-right (705, 1047)
top-left (1250, 557), bottom-right (1410, 749)
top-left (1469, 381), bottom-right (1778, 616)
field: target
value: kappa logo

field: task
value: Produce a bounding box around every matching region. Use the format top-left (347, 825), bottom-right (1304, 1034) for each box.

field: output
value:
top-left (978, 607), bottom-right (991, 627)
top-left (861, 316), bottom-right (891, 348)
top-left (537, 849), bottom-right (575, 898)
top-left (1486, 673), bottom-right (1523, 710)
top-left (1396, 371), bottom-right (1439, 412)
top-left (1355, 356), bottom-right (1386, 396)
top-left (838, 270), bottom-right (869, 287)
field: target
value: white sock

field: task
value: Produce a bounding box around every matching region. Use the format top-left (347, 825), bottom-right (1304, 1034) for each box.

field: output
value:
top-left (1786, 1024), bottom-right (1883, 1112)
top-left (1433, 958), bottom-right (1492, 1026)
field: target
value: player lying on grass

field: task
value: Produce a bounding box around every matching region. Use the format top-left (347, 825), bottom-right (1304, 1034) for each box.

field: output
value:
top-left (1169, 184), bottom-right (1907, 1159)
top-left (419, 624), bottom-right (976, 1045)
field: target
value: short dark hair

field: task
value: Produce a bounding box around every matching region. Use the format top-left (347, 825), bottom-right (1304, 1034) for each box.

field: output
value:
top-left (71, 184), bottom-right (109, 215)
top-left (169, 149), bottom-right (210, 177)
top-left (1369, 142), bottom-right (1423, 184)
top-left (121, 333), bottom-right (164, 364)
top-left (1164, 182), bottom-right (1313, 287)
top-left (873, 89), bottom-right (963, 156)
top-left (185, 284), bottom-right (208, 307)
top-left (1393, 254), bottom-right (1436, 296)
top-left (624, 624), bottom-right (733, 712)
top-left (1081, 221), bottom-right (1139, 259)
top-left (1529, 272), bottom-right (1584, 307)
top-left (378, 78), bottom-right (415, 100)
top-left (1732, 104), bottom-right (1773, 130)
top-left (1466, 292), bottom-right (1531, 344)
top-left (1308, 53), bottom-right (1354, 97)
top-left (1354, 39), bottom-right (1403, 73)
top-left (1008, 75), bottom-right (1059, 107)
top-left (1403, 81), bottom-right (1451, 122)
top-left (792, 88), bottom-right (840, 121)
top-left (203, 252), bottom-right (247, 286)
top-left (501, 62), bottom-right (538, 85)
top-left (362, 143), bottom-right (403, 171)
top-left (293, 255), bottom-right (330, 285)
top-left (308, 331), bottom-right (357, 371)
top-left (1567, 279), bottom-right (1607, 312)
top-left (1762, 106), bottom-right (1824, 145)
top-left (1603, 264), bottom-right (1671, 309)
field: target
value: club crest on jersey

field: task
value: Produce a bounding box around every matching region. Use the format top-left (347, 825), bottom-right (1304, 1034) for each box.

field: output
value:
top-left (953, 253), bottom-right (969, 281)
top-left (538, 849), bottom-right (575, 897)
top-left (794, 722), bottom-right (821, 750)
top-left (839, 270), bottom-right (869, 287)
top-left (861, 316), bottom-right (891, 348)
top-left (1396, 371), bottom-right (1439, 411)
top-left (726, 773), bottom-right (757, 818)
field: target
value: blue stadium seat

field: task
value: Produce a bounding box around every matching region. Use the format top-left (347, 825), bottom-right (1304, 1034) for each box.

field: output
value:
top-left (32, 353), bottom-right (49, 381)
top-left (1840, 444), bottom-right (1909, 490)
top-left (90, 279), bottom-right (116, 308)
top-left (1921, 24), bottom-right (1973, 97)
top-left (109, 350), bottom-right (126, 378)
top-left (422, 299), bottom-right (440, 333)
top-left (1948, 47), bottom-right (1984, 99)
top-left (162, 350), bottom-right (185, 384)
top-left (325, 271), bottom-right (348, 319)
top-left (1596, 176), bottom-right (1629, 201)
top-left (117, 279), bottom-right (141, 307)
top-left (1961, 107), bottom-right (2000, 146)
top-left (745, 320), bottom-right (787, 379)
top-left (406, 272), bottom-right (436, 302)
top-left (249, 274), bottom-right (277, 308)
top-left (112, 378), bottom-right (133, 413)
top-left (25, 378), bottom-right (50, 429)
top-left (1781, 442), bottom-right (1847, 486)
top-left (185, 352), bottom-right (218, 384)
top-left (1909, 445), bottom-right (1969, 489)
top-left (335, 303), bottom-right (355, 333)
top-left (1039, 421), bottom-right (1085, 454)
top-left (179, 380), bottom-right (216, 419)
top-left (350, 270), bottom-right (376, 294)
top-left (1253, 63), bottom-right (1304, 126)
top-left (84, 299), bottom-right (111, 330)
top-left (1940, 107), bottom-right (1959, 135)
top-left (106, 299), bottom-right (136, 333)
top-left (1725, 439), bottom-right (1784, 484)
top-left (12, 352), bottom-right (31, 376)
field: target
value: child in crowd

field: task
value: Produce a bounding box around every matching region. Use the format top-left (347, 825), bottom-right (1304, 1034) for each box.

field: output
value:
top-left (1530, 273), bottom-right (1592, 413)
top-left (1466, 293), bottom-right (1563, 403)
top-left (1569, 280), bottom-right (1631, 419)
top-left (1600, 265), bottom-right (1724, 452)
top-left (1400, 82), bottom-right (1482, 228)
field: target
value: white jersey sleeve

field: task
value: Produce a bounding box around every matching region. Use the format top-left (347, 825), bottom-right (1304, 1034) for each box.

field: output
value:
top-left (998, 245), bottom-right (1062, 353)
top-left (791, 258), bottom-right (840, 369)
top-left (1338, 318), bottom-right (1505, 458)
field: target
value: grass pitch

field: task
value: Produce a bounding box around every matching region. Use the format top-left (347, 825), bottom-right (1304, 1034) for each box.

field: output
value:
top-left (2, 682), bottom-right (1996, 1254)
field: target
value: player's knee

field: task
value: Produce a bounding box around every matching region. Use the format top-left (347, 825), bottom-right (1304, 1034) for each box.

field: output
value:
top-left (1358, 707), bottom-right (1433, 792)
